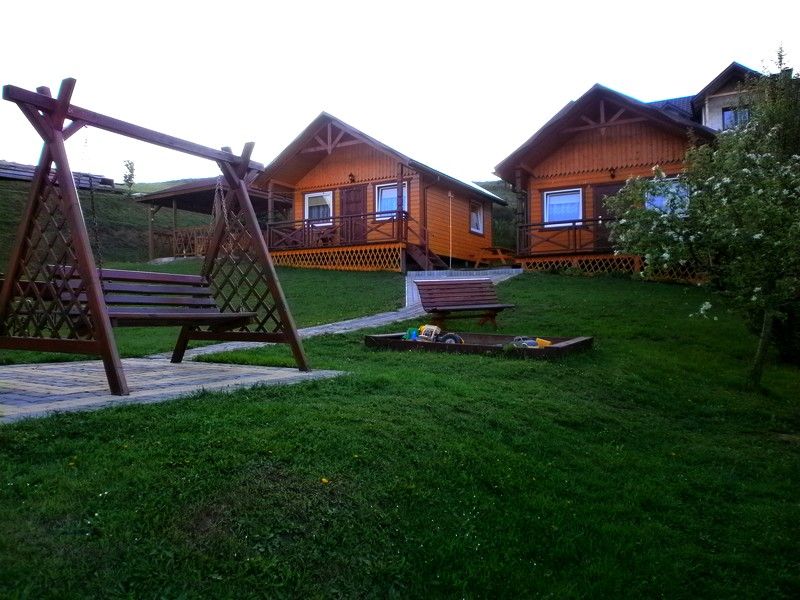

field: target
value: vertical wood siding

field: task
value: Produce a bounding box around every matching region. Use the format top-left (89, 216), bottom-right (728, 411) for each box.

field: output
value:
top-left (531, 121), bottom-right (688, 179)
top-left (523, 123), bottom-right (689, 253)
top-left (425, 186), bottom-right (492, 261)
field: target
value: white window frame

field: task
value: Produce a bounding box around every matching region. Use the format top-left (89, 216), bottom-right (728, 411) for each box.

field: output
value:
top-left (721, 106), bottom-right (750, 130)
top-left (374, 182), bottom-right (408, 220)
top-left (469, 201), bottom-right (484, 234)
top-left (304, 190), bottom-right (333, 225)
top-left (543, 188), bottom-right (582, 227)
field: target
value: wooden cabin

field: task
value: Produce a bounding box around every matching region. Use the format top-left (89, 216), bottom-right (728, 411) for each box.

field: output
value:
top-left (253, 113), bottom-right (505, 271)
top-left (495, 62), bottom-right (757, 272)
top-left (141, 114), bottom-right (505, 272)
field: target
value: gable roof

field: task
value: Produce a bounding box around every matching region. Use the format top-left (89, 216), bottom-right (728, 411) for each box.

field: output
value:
top-left (256, 112), bottom-right (505, 205)
top-left (495, 84), bottom-right (716, 182)
top-left (692, 61), bottom-right (761, 108)
top-left (647, 95), bottom-right (695, 119)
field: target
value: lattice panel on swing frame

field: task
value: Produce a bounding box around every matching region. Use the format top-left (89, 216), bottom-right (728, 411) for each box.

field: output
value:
top-left (206, 195), bottom-right (284, 336)
top-left (1, 173), bottom-right (97, 342)
top-left (271, 243), bottom-right (405, 272)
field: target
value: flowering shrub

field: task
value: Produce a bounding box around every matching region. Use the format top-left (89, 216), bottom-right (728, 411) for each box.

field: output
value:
top-left (605, 59), bottom-right (800, 384)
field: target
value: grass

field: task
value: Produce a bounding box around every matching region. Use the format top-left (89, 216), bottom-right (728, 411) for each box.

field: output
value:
top-left (0, 273), bottom-right (798, 597)
top-left (0, 260), bottom-right (404, 365)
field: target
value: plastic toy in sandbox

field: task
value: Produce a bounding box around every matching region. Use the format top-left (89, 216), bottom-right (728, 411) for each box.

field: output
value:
top-left (403, 324), bottom-right (465, 344)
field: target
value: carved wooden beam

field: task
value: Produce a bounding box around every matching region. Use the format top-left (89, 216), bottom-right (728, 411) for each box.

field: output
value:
top-left (3, 80), bottom-right (264, 171)
top-left (563, 117), bottom-right (646, 133)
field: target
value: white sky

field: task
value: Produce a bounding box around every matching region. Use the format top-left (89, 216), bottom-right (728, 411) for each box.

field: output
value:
top-left (1, 0), bottom-right (797, 185)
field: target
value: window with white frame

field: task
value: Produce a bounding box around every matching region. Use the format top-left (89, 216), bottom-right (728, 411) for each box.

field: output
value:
top-left (469, 201), bottom-right (484, 234)
top-left (304, 191), bottom-right (333, 224)
top-left (543, 188), bottom-right (582, 226)
top-left (645, 179), bottom-right (689, 213)
top-left (722, 106), bottom-right (750, 130)
top-left (375, 182), bottom-right (408, 219)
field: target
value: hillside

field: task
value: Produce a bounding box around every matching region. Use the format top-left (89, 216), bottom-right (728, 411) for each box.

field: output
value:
top-left (475, 179), bottom-right (518, 249)
top-left (0, 180), bottom-right (207, 263)
top-left (130, 179), bottom-right (205, 194)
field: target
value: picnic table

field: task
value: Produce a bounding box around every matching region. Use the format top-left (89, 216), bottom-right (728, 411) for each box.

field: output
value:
top-left (473, 246), bottom-right (516, 268)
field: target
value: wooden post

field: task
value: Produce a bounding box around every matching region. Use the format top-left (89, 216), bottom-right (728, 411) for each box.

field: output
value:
top-left (148, 201), bottom-right (154, 261)
top-left (217, 149), bottom-right (310, 372)
top-left (172, 198), bottom-right (178, 256)
top-left (267, 180), bottom-right (274, 223)
top-left (396, 164), bottom-right (404, 241)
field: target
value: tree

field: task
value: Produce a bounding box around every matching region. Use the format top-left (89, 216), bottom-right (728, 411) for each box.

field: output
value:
top-left (606, 54), bottom-right (800, 385)
top-left (122, 160), bottom-right (135, 197)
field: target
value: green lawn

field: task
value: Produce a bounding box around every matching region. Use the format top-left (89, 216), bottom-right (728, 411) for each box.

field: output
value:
top-left (0, 260), bottom-right (404, 365)
top-left (1, 274), bottom-right (798, 598)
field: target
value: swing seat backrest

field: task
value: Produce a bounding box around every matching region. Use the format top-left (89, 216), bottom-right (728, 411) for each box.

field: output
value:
top-left (51, 267), bottom-right (256, 328)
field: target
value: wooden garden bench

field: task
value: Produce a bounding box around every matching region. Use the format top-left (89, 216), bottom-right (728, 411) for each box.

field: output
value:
top-left (414, 278), bottom-right (514, 328)
top-left (49, 268), bottom-right (257, 360)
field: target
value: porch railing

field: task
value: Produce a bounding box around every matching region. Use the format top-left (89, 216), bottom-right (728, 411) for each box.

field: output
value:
top-left (263, 210), bottom-right (418, 250)
top-left (517, 218), bottom-right (615, 256)
top-left (152, 210), bottom-right (437, 261)
top-left (153, 226), bottom-right (210, 258)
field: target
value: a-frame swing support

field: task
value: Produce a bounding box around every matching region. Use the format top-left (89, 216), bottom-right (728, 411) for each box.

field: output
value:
top-left (0, 78), bottom-right (310, 395)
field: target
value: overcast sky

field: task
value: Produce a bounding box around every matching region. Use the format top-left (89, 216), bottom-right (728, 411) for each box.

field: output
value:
top-left (1, 0), bottom-right (797, 185)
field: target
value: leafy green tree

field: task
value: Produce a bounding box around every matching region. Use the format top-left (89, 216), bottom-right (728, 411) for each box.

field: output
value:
top-left (122, 160), bottom-right (135, 197)
top-left (606, 55), bottom-right (800, 385)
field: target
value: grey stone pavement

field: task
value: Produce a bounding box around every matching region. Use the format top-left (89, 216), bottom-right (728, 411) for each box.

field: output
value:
top-left (0, 360), bottom-right (341, 423)
top-left (0, 268), bottom-right (521, 423)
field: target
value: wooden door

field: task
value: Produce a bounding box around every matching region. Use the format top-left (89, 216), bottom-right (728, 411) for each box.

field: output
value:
top-left (341, 185), bottom-right (367, 243)
top-left (592, 183), bottom-right (624, 251)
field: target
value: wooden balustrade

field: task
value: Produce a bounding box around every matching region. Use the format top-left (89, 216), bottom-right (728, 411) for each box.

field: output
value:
top-left (264, 211), bottom-right (413, 250)
top-left (516, 218), bottom-right (615, 256)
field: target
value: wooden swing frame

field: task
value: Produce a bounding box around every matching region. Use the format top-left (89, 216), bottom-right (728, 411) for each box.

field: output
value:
top-left (0, 78), bottom-right (309, 395)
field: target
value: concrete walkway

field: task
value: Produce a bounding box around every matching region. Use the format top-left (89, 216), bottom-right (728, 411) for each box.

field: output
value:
top-left (165, 267), bottom-right (522, 360)
top-left (166, 302), bottom-right (428, 361)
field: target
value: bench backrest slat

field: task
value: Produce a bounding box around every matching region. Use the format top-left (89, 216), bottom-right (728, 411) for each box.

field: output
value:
top-left (52, 266), bottom-right (205, 286)
top-left (50, 266), bottom-right (219, 312)
top-left (60, 292), bottom-right (218, 308)
top-left (415, 278), bottom-right (501, 310)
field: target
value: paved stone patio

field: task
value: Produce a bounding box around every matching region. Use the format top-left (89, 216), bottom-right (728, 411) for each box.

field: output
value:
top-left (0, 359), bottom-right (341, 423)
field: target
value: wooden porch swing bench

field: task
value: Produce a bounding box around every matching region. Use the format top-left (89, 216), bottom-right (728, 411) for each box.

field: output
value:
top-left (60, 268), bottom-right (257, 362)
top-left (0, 78), bottom-right (310, 395)
top-left (1, 267), bottom-right (256, 362)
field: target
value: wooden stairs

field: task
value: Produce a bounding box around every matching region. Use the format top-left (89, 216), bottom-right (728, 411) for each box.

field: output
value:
top-left (406, 243), bottom-right (448, 271)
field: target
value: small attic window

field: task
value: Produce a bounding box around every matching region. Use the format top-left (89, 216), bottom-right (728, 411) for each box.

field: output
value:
top-left (722, 106), bottom-right (750, 130)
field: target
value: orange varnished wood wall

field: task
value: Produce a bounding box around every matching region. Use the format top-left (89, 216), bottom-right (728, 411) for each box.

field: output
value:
top-left (266, 140), bottom-right (491, 260)
top-left (425, 184), bottom-right (492, 260)
top-left (523, 122), bottom-right (690, 253)
top-left (289, 143), bottom-right (420, 243)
